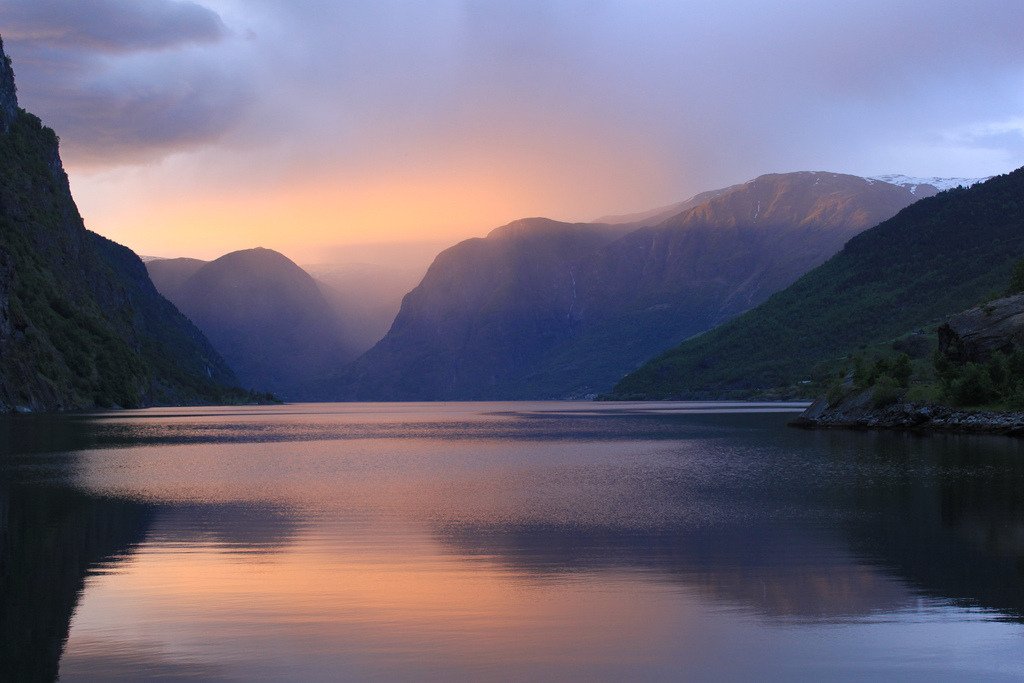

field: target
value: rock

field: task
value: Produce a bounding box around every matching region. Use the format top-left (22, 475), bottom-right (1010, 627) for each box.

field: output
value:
top-left (938, 292), bottom-right (1024, 363)
top-left (791, 395), bottom-right (1024, 437)
top-left (0, 37), bottom-right (17, 132)
top-left (793, 289), bottom-right (1024, 437)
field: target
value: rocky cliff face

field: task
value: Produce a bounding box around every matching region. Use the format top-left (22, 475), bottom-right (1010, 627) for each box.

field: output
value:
top-left (938, 293), bottom-right (1024, 364)
top-left (791, 391), bottom-right (1024, 435)
top-left (0, 36), bottom-right (244, 411)
top-left (0, 38), bottom-right (17, 132)
top-left (329, 172), bottom-right (933, 400)
top-left (792, 291), bottom-right (1024, 434)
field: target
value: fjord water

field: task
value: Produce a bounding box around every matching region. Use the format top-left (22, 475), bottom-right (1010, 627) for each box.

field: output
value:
top-left (3, 403), bottom-right (1024, 681)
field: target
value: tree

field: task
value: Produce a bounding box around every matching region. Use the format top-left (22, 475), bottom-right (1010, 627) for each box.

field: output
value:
top-left (949, 363), bottom-right (996, 406)
top-left (1007, 258), bottom-right (1024, 296)
top-left (892, 353), bottom-right (912, 388)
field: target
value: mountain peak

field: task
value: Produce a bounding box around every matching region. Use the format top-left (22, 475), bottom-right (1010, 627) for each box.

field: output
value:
top-left (867, 174), bottom-right (990, 194)
top-left (208, 247), bottom-right (307, 273)
top-left (0, 36), bottom-right (19, 132)
top-left (148, 247), bottom-right (353, 398)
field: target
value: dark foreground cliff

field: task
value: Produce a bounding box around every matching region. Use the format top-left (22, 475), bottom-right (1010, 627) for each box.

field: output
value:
top-left (0, 37), bottom-right (254, 411)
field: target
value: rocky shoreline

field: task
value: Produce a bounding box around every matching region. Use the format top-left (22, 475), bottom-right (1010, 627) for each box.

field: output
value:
top-left (790, 392), bottom-right (1024, 436)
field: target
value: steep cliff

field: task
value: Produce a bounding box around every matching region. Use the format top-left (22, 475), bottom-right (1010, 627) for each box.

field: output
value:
top-left (0, 36), bottom-right (246, 410)
top-left (937, 293), bottom-right (1024, 364)
top-left (332, 219), bottom-right (630, 400)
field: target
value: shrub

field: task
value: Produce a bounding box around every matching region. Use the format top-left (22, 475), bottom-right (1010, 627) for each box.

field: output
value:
top-left (892, 353), bottom-right (912, 387)
top-left (871, 374), bottom-right (902, 408)
top-left (1006, 258), bottom-right (1024, 296)
top-left (905, 382), bottom-right (943, 404)
top-left (948, 363), bottom-right (996, 406)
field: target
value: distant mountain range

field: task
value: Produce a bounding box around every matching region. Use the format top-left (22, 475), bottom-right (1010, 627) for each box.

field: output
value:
top-left (609, 168), bottom-right (1024, 399)
top-left (866, 174), bottom-right (989, 194)
top-left (4, 30), bottom-right (1009, 410)
top-left (326, 171), bottom-right (949, 400)
top-left (0, 38), bottom-right (249, 411)
top-left (147, 249), bottom-right (354, 399)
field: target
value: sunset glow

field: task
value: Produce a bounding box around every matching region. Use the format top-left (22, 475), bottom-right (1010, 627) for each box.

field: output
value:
top-left (4, 0), bottom-right (1022, 261)
top-left (4, 2), bottom-right (1024, 680)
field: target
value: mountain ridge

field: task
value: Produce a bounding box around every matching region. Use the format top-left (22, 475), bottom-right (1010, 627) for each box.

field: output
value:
top-left (326, 171), bottom-right (939, 400)
top-left (609, 168), bottom-right (1024, 399)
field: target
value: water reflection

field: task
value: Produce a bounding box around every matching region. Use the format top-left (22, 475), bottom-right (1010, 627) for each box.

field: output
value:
top-left (436, 427), bottom-right (1024, 621)
top-left (2, 403), bottom-right (1024, 681)
top-left (0, 485), bottom-right (153, 682)
top-left (437, 521), bottom-right (912, 619)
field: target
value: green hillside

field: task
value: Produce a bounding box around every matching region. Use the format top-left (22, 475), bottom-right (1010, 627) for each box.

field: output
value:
top-left (609, 168), bottom-right (1024, 399)
top-left (0, 38), bottom-right (259, 410)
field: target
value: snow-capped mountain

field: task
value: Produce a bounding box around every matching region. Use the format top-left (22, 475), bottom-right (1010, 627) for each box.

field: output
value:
top-left (868, 174), bottom-right (991, 194)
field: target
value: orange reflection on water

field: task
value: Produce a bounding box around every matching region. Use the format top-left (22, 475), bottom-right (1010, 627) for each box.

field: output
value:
top-left (37, 403), bottom-right (1024, 681)
top-left (65, 528), bottom-right (701, 680)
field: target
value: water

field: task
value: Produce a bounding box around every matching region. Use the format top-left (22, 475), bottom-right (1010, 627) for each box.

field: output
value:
top-left (2, 401), bottom-right (1024, 681)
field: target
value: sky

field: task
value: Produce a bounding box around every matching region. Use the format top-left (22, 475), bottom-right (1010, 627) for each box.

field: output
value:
top-left (1, 0), bottom-right (1023, 263)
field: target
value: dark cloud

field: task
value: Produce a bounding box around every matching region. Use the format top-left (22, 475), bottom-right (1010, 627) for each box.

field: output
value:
top-left (0, 0), bottom-right (225, 52)
top-left (0, 0), bottom-right (248, 165)
top-left (24, 57), bottom-right (251, 165)
top-left (0, 0), bottom-right (1021, 193)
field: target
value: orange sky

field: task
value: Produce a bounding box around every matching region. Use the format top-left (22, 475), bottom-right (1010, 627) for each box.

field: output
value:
top-left (4, 0), bottom-right (1022, 263)
top-left (64, 118), bottom-right (683, 263)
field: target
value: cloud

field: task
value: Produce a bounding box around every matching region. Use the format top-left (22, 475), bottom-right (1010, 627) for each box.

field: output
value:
top-left (0, 0), bottom-right (249, 165)
top-left (0, 0), bottom-right (225, 52)
top-left (28, 55), bottom-right (251, 165)
top-left (2, 0), bottom-right (1023, 257)
top-left (944, 118), bottom-right (1024, 145)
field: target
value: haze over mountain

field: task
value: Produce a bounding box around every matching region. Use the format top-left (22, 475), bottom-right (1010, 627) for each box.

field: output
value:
top-left (305, 261), bottom-right (429, 355)
top-left (329, 172), bottom-right (944, 400)
top-left (610, 168), bottom-right (1024, 399)
top-left (0, 38), bottom-right (245, 411)
top-left (147, 248), bottom-right (355, 399)
top-left (592, 184), bottom-right (744, 226)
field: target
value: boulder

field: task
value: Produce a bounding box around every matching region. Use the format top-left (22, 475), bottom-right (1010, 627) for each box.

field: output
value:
top-left (937, 292), bottom-right (1024, 363)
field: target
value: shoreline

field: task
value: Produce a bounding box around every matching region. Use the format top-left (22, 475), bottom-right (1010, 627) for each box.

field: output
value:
top-left (790, 395), bottom-right (1024, 436)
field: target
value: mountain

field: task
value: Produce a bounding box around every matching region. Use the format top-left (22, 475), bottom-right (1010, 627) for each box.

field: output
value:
top-left (329, 172), bottom-right (936, 400)
top-left (140, 257), bottom-right (206, 302)
top-left (867, 174), bottom-right (990, 194)
top-left (330, 218), bottom-right (632, 400)
top-left (147, 248), bottom-right (354, 399)
top-left (592, 183), bottom-right (743, 225)
top-left (0, 38), bottom-right (247, 411)
top-left (610, 168), bottom-right (1024, 399)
